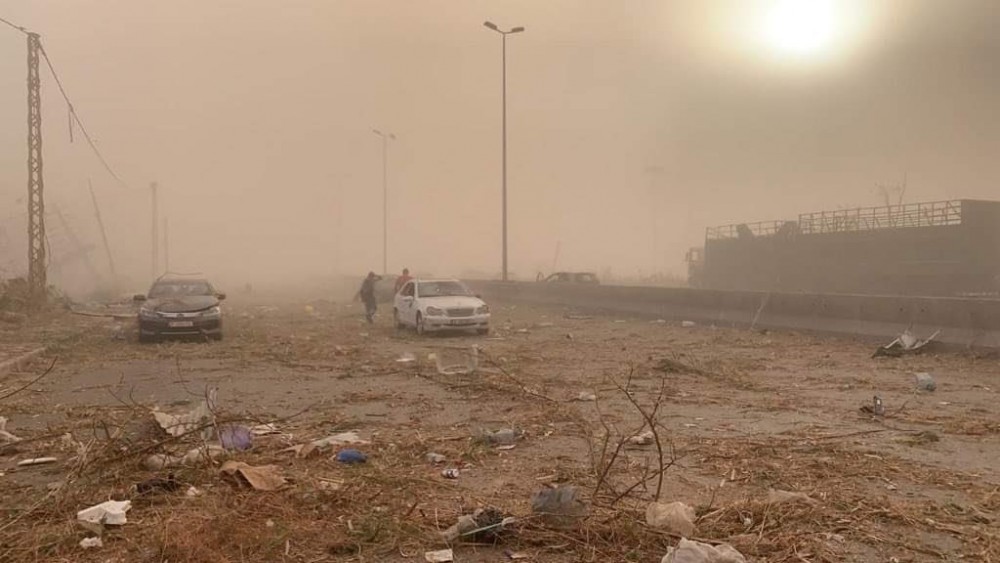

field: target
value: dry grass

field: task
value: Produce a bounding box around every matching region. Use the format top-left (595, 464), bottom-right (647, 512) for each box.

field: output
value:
top-left (4, 307), bottom-right (999, 562)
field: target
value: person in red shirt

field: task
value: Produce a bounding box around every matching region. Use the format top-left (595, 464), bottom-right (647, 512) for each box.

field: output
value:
top-left (394, 268), bottom-right (413, 294)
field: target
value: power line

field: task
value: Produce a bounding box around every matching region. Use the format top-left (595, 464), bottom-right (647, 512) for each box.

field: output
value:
top-left (3, 15), bottom-right (132, 191)
top-left (37, 42), bottom-right (132, 190)
top-left (0, 14), bottom-right (28, 35)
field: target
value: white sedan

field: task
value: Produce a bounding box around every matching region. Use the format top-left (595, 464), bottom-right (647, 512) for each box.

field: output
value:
top-left (393, 279), bottom-right (490, 335)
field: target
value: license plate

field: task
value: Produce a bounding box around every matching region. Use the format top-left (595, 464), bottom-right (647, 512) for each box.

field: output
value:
top-left (169, 321), bottom-right (194, 328)
top-left (449, 320), bottom-right (473, 326)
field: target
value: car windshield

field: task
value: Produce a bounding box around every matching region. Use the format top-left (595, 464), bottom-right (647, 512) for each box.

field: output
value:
top-left (418, 281), bottom-right (471, 298)
top-left (149, 281), bottom-right (213, 298)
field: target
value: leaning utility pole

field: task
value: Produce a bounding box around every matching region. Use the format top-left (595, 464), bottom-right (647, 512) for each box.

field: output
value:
top-left (163, 217), bottom-right (169, 273)
top-left (150, 182), bottom-right (158, 280)
top-left (88, 179), bottom-right (116, 277)
top-left (53, 203), bottom-right (100, 281)
top-left (26, 32), bottom-right (46, 301)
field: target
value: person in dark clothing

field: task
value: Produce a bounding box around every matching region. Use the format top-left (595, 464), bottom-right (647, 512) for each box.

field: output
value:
top-left (357, 271), bottom-right (382, 324)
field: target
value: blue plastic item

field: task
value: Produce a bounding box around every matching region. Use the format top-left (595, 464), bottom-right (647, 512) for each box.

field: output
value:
top-left (336, 449), bottom-right (367, 464)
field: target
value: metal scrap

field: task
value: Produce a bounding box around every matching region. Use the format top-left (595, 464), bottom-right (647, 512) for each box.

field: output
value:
top-left (873, 328), bottom-right (940, 358)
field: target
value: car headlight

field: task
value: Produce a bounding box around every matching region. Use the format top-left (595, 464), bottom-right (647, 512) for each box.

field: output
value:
top-left (476, 304), bottom-right (490, 315)
top-left (139, 308), bottom-right (157, 319)
top-left (425, 306), bottom-right (445, 317)
top-left (201, 306), bottom-right (221, 317)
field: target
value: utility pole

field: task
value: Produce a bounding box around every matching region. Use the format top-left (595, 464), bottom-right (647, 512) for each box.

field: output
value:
top-left (372, 129), bottom-right (395, 275)
top-left (163, 217), bottom-right (170, 273)
top-left (644, 166), bottom-right (665, 273)
top-left (88, 179), bottom-right (116, 277)
top-left (151, 182), bottom-right (158, 280)
top-left (53, 203), bottom-right (100, 281)
top-left (26, 32), bottom-right (46, 301)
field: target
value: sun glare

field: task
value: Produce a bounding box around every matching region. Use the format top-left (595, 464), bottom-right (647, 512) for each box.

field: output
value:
top-left (761, 0), bottom-right (839, 59)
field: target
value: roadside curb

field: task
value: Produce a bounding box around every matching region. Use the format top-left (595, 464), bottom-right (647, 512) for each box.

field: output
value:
top-left (0, 347), bottom-right (47, 377)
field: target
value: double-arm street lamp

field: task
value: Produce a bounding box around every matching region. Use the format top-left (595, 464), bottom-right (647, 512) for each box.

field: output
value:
top-left (483, 21), bottom-right (524, 282)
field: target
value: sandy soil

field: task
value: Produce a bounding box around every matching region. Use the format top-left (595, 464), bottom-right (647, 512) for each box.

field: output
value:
top-left (1, 293), bottom-right (998, 562)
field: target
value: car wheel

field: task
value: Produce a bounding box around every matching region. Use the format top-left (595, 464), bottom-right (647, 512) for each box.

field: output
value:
top-left (138, 332), bottom-right (157, 344)
top-left (211, 333), bottom-right (223, 342)
top-left (394, 309), bottom-right (405, 330)
top-left (416, 313), bottom-right (426, 335)
top-left (476, 328), bottom-right (489, 336)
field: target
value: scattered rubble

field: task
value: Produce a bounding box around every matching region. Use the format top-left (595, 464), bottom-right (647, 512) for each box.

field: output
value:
top-left (250, 423), bottom-right (280, 436)
top-left (3, 295), bottom-right (996, 562)
top-left (219, 460), bottom-right (288, 491)
top-left (859, 395), bottom-right (886, 417)
top-left (439, 507), bottom-right (511, 542)
top-left (311, 430), bottom-right (368, 448)
top-left (629, 430), bottom-right (655, 446)
top-left (143, 444), bottom-right (226, 470)
top-left (135, 474), bottom-right (181, 495)
top-left (424, 548), bottom-right (454, 562)
top-left (531, 485), bottom-right (588, 528)
top-left (433, 346), bottom-right (479, 375)
top-left (479, 427), bottom-right (523, 446)
top-left (0, 416), bottom-right (22, 443)
top-left (151, 390), bottom-right (218, 440)
top-left (915, 372), bottom-right (937, 392)
top-left (425, 452), bottom-right (447, 464)
top-left (646, 501), bottom-right (697, 536)
top-left (661, 539), bottom-right (747, 563)
top-left (77, 500), bottom-right (131, 526)
top-left (79, 537), bottom-right (103, 549)
top-left (17, 457), bottom-right (57, 466)
top-left (285, 430), bottom-right (370, 458)
top-left (873, 328), bottom-right (940, 358)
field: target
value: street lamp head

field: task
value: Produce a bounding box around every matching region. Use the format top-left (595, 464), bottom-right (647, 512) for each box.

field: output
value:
top-left (483, 21), bottom-right (498, 31)
top-left (510, 26), bottom-right (525, 33)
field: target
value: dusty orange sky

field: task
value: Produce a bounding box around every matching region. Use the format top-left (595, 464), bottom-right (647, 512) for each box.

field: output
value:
top-left (1, 1), bottom-right (997, 293)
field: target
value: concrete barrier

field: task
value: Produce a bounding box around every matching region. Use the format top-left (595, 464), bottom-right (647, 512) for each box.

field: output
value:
top-left (468, 281), bottom-right (1000, 348)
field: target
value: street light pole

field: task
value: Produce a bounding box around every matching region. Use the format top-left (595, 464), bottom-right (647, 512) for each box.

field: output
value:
top-left (483, 21), bottom-right (524, 282)
top-left (372, 128), bottom-right (395, 275)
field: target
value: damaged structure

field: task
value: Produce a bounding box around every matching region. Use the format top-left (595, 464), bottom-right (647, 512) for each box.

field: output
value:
top-left (693, 199), bottom-right (1000, 297)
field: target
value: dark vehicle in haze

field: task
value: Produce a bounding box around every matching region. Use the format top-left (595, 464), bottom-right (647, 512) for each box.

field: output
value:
top-left (538, 271), bottom-right (600, 284)
top-left (134, 277), bottom-right (226, 342)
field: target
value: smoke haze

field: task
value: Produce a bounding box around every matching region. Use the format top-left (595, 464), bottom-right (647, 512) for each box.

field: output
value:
top-left (1, 1), bottom-right (998, 295)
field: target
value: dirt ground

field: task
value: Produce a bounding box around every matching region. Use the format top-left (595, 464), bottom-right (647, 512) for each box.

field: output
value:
top-left (1, 291), bottom-right (998, 562)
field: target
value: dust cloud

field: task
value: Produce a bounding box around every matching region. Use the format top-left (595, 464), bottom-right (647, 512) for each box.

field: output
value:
top-left (1, 1), bottom-right (998, 298)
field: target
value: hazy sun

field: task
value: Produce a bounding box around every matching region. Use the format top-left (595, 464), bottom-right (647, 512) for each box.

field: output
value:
top-left (761, 0), bottom-right (839, 59)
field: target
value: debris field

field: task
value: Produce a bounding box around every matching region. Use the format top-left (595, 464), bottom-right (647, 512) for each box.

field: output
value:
top-left (1, 295), bottom-right (998, 562)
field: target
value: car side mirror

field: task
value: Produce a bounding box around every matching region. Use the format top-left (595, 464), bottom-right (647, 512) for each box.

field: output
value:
top-left (133, 294), bottom-right (147, 302)
top-left (475, 294), bottom-right (482, 299)
top-left (217, 293), bottom-right (227, 301)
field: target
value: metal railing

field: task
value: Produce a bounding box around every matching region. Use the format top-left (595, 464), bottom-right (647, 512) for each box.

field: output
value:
top-left (706, 220), bottom-right (788, 240)
top-left (706, 200), bottom-right (965, 240)
top-left (798, 200), bottom-right (962, 234)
